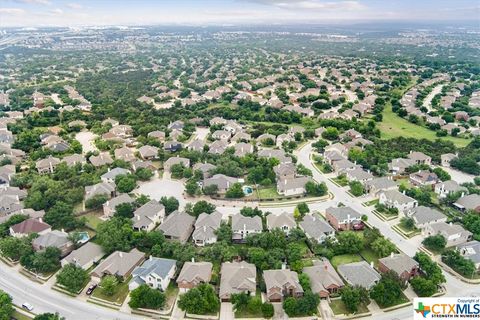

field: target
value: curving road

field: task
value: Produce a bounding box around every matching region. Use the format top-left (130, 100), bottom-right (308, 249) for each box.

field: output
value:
top-left (1, 140), bottom-right (478, 320)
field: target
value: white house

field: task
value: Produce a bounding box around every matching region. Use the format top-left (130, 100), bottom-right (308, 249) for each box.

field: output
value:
top-left (129, 256), bottom-right (177, 291)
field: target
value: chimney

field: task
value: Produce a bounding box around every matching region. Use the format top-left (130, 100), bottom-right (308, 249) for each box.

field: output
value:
top-left (149, 255), bottom-right (153, 261)
top-left (61, 228), bottom-right (65, 233)
top-left (370, 261), bottom-right (374, 268)
top-left (324, 264), bottom-right (328, 271)
top-left (390, 252), bottom-right (394, 258)
top-left (119, 252), bottom-right (123, 258)
top-left (191, 257), bottom-right (195, 263)
top-left (281, 262), bottom-right (286, 270)
top-left (402, 190), bottom-right (406, 195)
top-left (39, 217), bottom-right (43, 223)
top-left (449, 222), bottom-right (453, 226)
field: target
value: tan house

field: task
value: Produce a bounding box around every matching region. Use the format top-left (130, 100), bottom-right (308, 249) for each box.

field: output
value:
top-left (219, 261), bottom-right (256, 301)
top-left (264, 269), bottom-right (304, 302)
top-left (177, 261), bottom-right (213, 292)
top-left (303, 258), bottom-right (344, 298)
top-left (91, 248), bottom-right (145, 281)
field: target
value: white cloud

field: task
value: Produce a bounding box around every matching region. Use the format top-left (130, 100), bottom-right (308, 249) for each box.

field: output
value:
top-left (12, 0), bottom-right (51, 5)
top-left (66, 3), bottom-right (83, 10)
top-left (243, 0), bottom-right (363, 11)
top-left (0, 7), bottom-right (26, 14)
top-left (50, 8), bottom-right (63, 14)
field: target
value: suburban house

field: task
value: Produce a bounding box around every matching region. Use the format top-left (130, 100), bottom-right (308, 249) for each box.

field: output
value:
top-left (138, 145), bottom-right (159, 160)
top-left (273, 163), bottom-right (296, 181)
top-left (177, 261), bottom-right (213, 292)
top-left (164, 141), bottom-right (183, 152)
top-left (407, 151), bottom-right (432, 166)
top-left (89, 152), bottom-right (114, 167)
top-left (303, 258), bottom-right (344, 298)
top-left (32, 230), bottom-right (74, 257)
top-left (325, 206), bottom-right (363, 231)
top-left (212, 130), bottom-right (232, 141)
top-left (193, 162), bottom-right (217, 179)
top-left (157, 211), bottom-right (195, 243)
top-left (277, 176), bottom-right (312, 196)
top-left (62, 154), bottom-right (85, 167)
top-left (132, 200), bottom-right (165, 232)
top-left (9, 218), bottom-right (51, 238)
top-left (85, 181), bottom-right (116, 201)
top-left (409, 170), bottom-right (438, 187)
top-left (363, 177), bottom-right (397, 196)
top-left (234, 142), bottom-right (254, 157)
top-left (61, 242), bottom-right (105, 270)
top-left (164, 156), bottom-right (190, 172)
top-left (441, 153), bottom-right (457, 167)
top-left (103, 193), bottom-right (135, 218)
top-left (408, 206), bottom-right (447, 231)
top-left (0, 165), bottom-right (15, 186)
top-left (299, 214), bottom-right (335, 244)
top-left (208, 140), bottom-right (229, 155)
top-left (203, 174), bottom-right (238, 194)
top-left (338, 261), bottom-right (381, 289)
top-left (192, 211), bottom-right (223, 246)
top-left (129, 256), bottom-right (177, 291)
top-left (434, 180), bottom-right (467, 198)
top-left (456, 241), bottom-right (480, 271)
top-left (114, 147), bottom-right (136, 162)
top-left (232, 214), bottom-right (262, 243)
top-left (91, 248), bottom-right (145, 281)
top-left (264, 269), bottom-right (304, 302)
top-left (266, 212), bottom-right (297, 234)
top-left (454, 194), bottom-right (480, 213)
top-left (257, 149), bottom-right (292, 164)
top-left (424, 222), bottom-right (472, 247)
top-left (219, 261), bottom-right (256, 301)
top-left (101, 167), bottom-right (131, 184)
top-left (331, 159), bottom-right (358, 173)
top-left (345, 168), bottom-right (374, 183)
top-left (388, 158), bottom-right (415, 175)
top-left (379, 190), bottom-right (418, 214)
top-left (36, 156), bottom-right (61, 174)
top-left (378, 253), bottom-right (419, 283)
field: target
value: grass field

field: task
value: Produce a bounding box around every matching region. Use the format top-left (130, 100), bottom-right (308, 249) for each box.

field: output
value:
top-left (331, 254), bottom-right (362, 268)
top-left (379, 105), bottom-right (471, 148)
top-left (92, 279), bottom-right (130, 304)
top-left (83, 211), bottom-right (103, 230)
top-left (257, 186), bottom-right (280, 199)
top-left (329, 299), bottom-right (369, 315)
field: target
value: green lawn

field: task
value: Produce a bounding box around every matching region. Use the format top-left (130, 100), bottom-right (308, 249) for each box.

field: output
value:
top-left (257, 186), bottom-right (280, 199)
top-left (164, 283), bottom-right (179, 310)
top-left (331, 254), bottom-right (362, 269)
top-left (360, 248), bottom-right (380, 267)
top-left (377, 292), bottom-right (410, 309)
top-left (332, 177), bottom-right (348, 187)
top-left (92, 278), bottom-right (130, 304)
top-left (83, 212), bottom-right (103, 230)
top-left (12, 310), bottom-right (33, 320)
top-left (363, 199), bottom-right (379, 207)
top-left (329, 299), bottom-right (369, 315)
top-left (379, 105), bottom-right (471, 148)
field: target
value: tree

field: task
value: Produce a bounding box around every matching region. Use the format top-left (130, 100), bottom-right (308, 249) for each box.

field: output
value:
top-left (0, 236), bottom-right (32, 261)
top-left (135, 168), bottom-right (154, 181)
top-left (414, 252), bottom-right (445, 286)
top-left (312, 139), bottom-right (329, 152)
top-left (96, 217), bottom-right (134, 254)
top-left (115, 202), bottom-right (135, 219)
top-left (100, 275), bottom-right (118, 296)
top-left (177, 284), bottom-right (220, 314)
top-left (369, 272), bottom-right (403, 307)
top-left (261, 303), bottom-right (274, 318)
top-left (342, 285), bottom-right (370, 314)
top-left (115, 174), bottom-right (137, 193)
top-left (442, 249), bottom-right (477, 278)
top-left (0, 290), bottom-right (14, 320)
top-left (85, 194), bottom-right (109, 209)
top-left (364, 227), bottom-right (381, 246)
top-left (203, 184), bottom-right (219, 195)
top-left (129, 284), bottom-right (166, 309)
top-left (56, 264), bottom-right (90, 293)
top-left (334, 231), bottom-right (364, 254)
top-left (185, 180), bottom-right (200, 196)
top-left (297, 202), bottom-right (310, 214)
top-left (371, 237), bottom-right (396, 258)
top-left (322, 127), bottom-right (339, 140)
top-left (410, 276), bottom-right (437, 297)
top-left (305, 181), bottom-right (328, 196)
top-left (215, 222), bottom-right (232, 243)
top-left (283, 292), bottom-right (319, 317)
top-left (160, 196), bottom-right (179, 215)
top-left (349, 181), bottom-right (364, 196)
top-left (225, 183), bottom-right (244, 198)
top-left (433, 167), bottom-right (451, 181)
top-left (44, 201), bottom-right (78, 230)
top-left (190, 201), bottom-right (216, 217)
top-left (422, 235), bottom-right (446, 252)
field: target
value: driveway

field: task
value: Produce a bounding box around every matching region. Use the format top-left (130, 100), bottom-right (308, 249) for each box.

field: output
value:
top-left (220, 302), bottom-right (234, 320)
top-left (135, 177), bottom-right (187, 210)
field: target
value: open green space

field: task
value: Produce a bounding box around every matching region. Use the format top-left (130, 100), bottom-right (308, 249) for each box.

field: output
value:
top-left (257, 186), bottom-right (280, 199)
top-left (379, 105), bottom-right (471, 148)
top-left (329, 299), bottom-right (369, 315)
top-left (83, 212), bottom-right (103, 230)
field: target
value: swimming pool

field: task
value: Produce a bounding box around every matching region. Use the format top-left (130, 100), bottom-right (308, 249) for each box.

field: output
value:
top-left (76, 231), bottom-right (90, 244)
top-left (243, 186), bottom-right (253, 196)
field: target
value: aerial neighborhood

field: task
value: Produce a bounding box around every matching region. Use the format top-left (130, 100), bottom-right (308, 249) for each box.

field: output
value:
top-left (0, 22), bottom-right (479, 320)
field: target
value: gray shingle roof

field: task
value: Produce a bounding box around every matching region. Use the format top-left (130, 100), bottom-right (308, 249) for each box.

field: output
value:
top-left (157, 211), bottom-right (195, 242)
top-left (378, 253), bottom-right (419, 276)
top-left (299, 214), bottom-right (334, 240)
top-left (131, 257), bottom-right (176, 286)
top-left (410, 206), bottom-right (445, 226)
top-left (177, 261), bottom-right (213, 285)
top-left (326, 206), bottom-right (362, 221)
top-left (219, 261), bottom-right (256, 298)
top-left (338, 261), bottom-right (381, 289)
top-left (232, 214), bottom-right (262, 231)
top-left (303, 258), bottom-right (343, 294)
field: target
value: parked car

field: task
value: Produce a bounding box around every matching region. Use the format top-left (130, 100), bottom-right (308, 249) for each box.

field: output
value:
top-left (22, 303), bottom-right (34, 311)
top-left (352, 221), bottom-right (365, 231)
top-left (86, 283), bottom-right (97, 295)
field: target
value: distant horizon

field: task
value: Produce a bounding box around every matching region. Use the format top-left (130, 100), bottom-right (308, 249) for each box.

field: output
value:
top-left (1, 0), bottom-right (479, 28)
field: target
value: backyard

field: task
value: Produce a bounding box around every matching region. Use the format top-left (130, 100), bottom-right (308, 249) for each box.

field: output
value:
top-left (330, 254), bottom-right (363, 269)
top-left (329, 299), bottom-right (369, 315)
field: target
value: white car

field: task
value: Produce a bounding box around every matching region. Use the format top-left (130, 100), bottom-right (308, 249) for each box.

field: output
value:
top-left (22, 303), bottom-right (34, 311)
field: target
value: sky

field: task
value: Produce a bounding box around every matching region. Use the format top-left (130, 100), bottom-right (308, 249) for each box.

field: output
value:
top-left (0, 0), bottom-right (479, 28)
